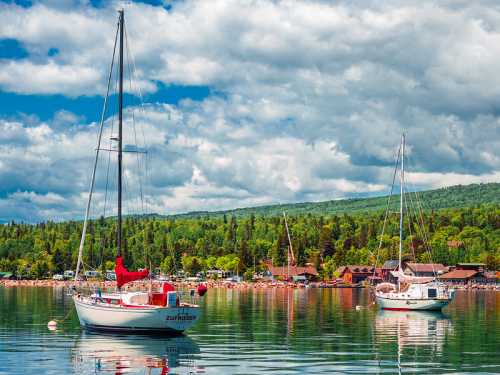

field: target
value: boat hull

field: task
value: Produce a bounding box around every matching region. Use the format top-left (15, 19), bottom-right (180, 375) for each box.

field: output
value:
top-left (375, 295), bottom-right (451, 311)
top-left (73, 296), bottom-right (200, 334)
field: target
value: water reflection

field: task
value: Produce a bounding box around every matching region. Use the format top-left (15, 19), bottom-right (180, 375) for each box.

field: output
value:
top-left (1, 288), bottom-right (498, 374)
top-left (374, 310), bottom-right (453, 373)
top-left (73, 333), bottom-right (200, 374)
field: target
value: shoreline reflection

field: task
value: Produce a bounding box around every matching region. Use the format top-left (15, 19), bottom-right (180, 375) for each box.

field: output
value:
top-left (72, 332), bottom-right (200, 374)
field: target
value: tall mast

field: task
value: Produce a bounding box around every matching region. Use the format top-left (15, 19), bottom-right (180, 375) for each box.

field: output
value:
top-left (117, 9), bottom-right (124, 258)
top-left (398, 134), bottom-right (405, 272)
top-left (283, 212), bottom-right (294, 279)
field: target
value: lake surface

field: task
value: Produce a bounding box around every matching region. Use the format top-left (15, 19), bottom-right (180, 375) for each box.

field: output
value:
top-left (0, 287), bottom-right (498, 374)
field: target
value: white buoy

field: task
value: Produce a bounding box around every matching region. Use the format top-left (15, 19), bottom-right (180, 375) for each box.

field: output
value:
top-left (47, 320), bottom-right (58, 330)
top-left (355, 305), bottom-right (362, 311)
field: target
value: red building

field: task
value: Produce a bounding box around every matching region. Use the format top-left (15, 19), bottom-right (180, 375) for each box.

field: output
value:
top-left (336, 265), bottom-right (376, 284)
top-left (266, 264), bottom-right (318, 281)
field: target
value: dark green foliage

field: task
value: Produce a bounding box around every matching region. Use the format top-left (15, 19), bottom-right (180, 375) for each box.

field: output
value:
top-left (0, 184), bottom-right (498, 278)
top-left (165, 183), bottom-right (500, 219)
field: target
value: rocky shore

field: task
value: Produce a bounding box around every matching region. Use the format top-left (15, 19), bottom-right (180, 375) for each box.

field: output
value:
top-left (0, 279), bottom-right (498, 291)
top-left (0, 279), bottom-right (311, 290)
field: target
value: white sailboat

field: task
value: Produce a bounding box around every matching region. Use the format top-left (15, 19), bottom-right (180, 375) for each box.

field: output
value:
top-left (72, 10), bottom-right (204, 334)
top-left (374, 135), bottom-right (455, 311)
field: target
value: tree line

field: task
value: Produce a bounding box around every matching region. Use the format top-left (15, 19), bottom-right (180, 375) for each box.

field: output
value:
top-left (0, 204), bottom-right (498, 280)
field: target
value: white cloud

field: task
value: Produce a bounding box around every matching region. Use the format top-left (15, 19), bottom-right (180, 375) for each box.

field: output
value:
top-left (406, 171), bottom-right (500, 189)
top-left (0, 60), bottom-right (101, 95)
top-left (0, 0), bottom-right (499, 221)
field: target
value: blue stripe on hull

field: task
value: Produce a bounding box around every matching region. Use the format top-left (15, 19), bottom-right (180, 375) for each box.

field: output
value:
top-left (84, 323), bottom-right (184, 336)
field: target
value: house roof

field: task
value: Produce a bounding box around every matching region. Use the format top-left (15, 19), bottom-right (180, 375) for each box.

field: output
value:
top-left (456, 263), bottom-right (485, 267)
top-left (268, 265), bottom-right (318, 277)
top-left (337, 265), bottom-right (374, 275)
top-left (405, 263), bottom-right (447, 273)
top-left (382, 260), bottom-right (399, 270)
top-left (439, 270), bottom-right (478, 279)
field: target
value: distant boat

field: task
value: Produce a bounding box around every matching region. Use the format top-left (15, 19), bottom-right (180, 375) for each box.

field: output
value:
top-left (374, 135), bottom-right (455, 311)
top-left (72, 10), bottom-right (204, 334)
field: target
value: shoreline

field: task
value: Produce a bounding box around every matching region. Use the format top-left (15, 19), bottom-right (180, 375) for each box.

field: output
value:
top-left (0, 279), bottom-right (498, 291)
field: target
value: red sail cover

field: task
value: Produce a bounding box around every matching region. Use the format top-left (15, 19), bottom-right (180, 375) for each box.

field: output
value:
top-left (115, 256), bottom-right (149, 288)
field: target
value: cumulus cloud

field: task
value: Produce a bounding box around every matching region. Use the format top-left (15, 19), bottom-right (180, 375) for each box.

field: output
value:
top-left (0, 0), bottom-right (499, 221)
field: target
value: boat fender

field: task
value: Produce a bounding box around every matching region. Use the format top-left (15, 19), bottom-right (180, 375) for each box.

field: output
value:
top-left (197, 283), bottom-right (208, 297)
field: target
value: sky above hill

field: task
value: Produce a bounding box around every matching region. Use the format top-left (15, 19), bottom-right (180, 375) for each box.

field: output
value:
top-left (0, 0), bottom-right (499, 222)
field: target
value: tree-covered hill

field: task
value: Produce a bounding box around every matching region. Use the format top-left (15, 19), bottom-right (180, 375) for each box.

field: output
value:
top-left (0, 183), bottom-right (498, 280)
top-left (169, 183), bottom-right (500, 219)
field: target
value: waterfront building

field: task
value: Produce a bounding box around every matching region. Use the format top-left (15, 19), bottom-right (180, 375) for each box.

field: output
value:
top-left (403, 263), bottom-right (448, 277)
top-left (266, 264), bottom-right (318, 281)
top-left (439, 268), bottom-right (498, 285)
top-left (438, 269), bottom-right (480, 285)
top-left (336, 265), bottom-right (375, 284)
top-left (380, 260), bottom-right (400, 282)
top-left (455, 263), bottom-right (485, 272)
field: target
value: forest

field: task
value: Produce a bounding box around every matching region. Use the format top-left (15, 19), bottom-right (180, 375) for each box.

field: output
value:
top-left (0, 183), bottom-right (498, 280)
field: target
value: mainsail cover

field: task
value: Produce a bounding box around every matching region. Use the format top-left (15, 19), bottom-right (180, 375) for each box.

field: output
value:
top-left (115, 256), bottom-right (149, 288)
top-left (390, 270), bottom-right (434, 284)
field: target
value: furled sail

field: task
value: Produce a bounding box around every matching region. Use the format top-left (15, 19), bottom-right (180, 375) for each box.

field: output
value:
top-left (389, 270), bottom-right (434, 284)
top-left (115, 256), bottom-right (149, 288)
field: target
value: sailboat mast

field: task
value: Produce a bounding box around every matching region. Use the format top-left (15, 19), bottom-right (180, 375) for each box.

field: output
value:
top-left (398, 134), bottom-right (405, 272)
top-left (117, 9), bottom-right (124, 258)
top-left (283, 212), bottom-right (293, 280)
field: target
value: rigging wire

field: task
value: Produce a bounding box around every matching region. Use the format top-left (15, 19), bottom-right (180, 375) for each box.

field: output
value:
top-left (124, 22), bottom-right (151, 217)
top-left (372, 142), bottom-right (401, 278)
top-left (103, 61), bottom-right (119, 219)
top-left (124, 32), bottom-right (145, 215)
top-left (124, 22), bottom-right (156, 272)
top-left (75, 20), bottom-right (119, 281)
top-left (98, 48), bottom-right (121, 273)
top-left (124, 24), bottom-right (148, 269)
top-left (403, 183), bottom-right (417, 263)
top-left (405, 152), bottom-right (438, 276)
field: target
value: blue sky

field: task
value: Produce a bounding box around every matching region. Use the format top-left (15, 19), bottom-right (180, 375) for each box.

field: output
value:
top-left (0, 0), bottom-right (499, 222)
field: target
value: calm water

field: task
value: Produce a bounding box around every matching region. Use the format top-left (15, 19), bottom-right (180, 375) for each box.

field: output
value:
top-left (0, 287), bottom-right (498, 374)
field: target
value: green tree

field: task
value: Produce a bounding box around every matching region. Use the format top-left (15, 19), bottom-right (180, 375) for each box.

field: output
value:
top-left (181, 256), bottom-right (203, 275)
top-left (160, 255), bottom-right (175, 275)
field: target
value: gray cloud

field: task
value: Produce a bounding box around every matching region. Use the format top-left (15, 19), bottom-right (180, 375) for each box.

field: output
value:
top-left (0, 0), bottom-right (499, 221)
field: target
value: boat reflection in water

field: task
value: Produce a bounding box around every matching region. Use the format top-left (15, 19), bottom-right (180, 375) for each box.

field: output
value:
top-left (374, 310), bottom-right (453, 373)
top-left (73, 332), bottom-right (200, 374)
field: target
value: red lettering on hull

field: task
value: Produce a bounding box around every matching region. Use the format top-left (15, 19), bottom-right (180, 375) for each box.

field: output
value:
top-left (383, 308), bottom-right (412, 311)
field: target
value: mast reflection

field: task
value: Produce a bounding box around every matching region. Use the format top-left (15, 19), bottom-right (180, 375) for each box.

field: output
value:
top-left (374, 310), bottom-right (453, 373)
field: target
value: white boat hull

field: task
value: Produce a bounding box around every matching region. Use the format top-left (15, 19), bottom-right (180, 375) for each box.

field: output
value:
top-left (74, 296), bottom-right (201, 334)
top-left (375, 295), bottom-right (451, 311)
